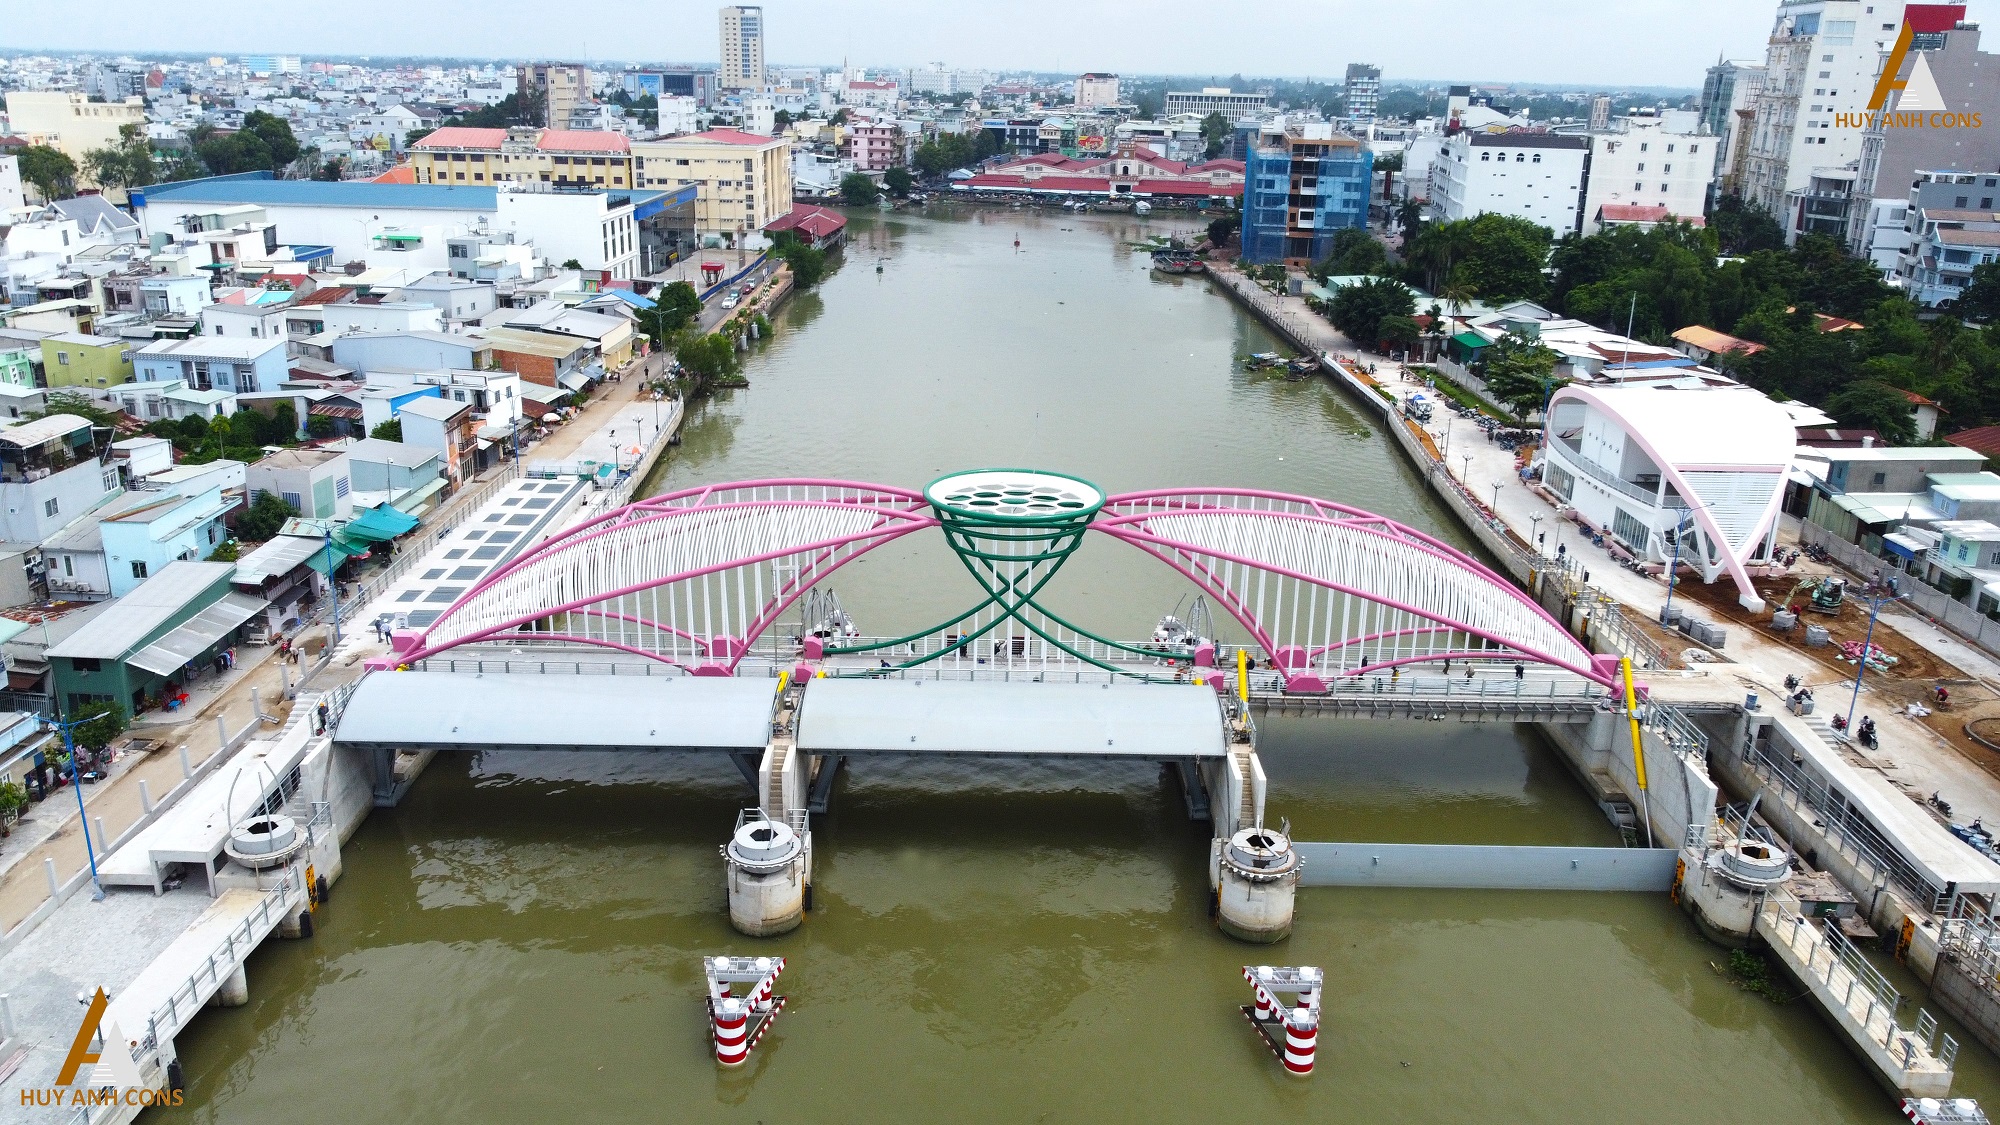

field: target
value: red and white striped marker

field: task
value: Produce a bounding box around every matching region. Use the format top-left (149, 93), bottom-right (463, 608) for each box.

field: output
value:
top-left (713, 998), bottom-right (749, 1065)
top-left (1283, 1009), bottom-right (1319, 1074)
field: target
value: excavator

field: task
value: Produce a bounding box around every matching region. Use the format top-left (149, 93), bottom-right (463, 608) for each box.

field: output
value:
top-left (1778, 575), bottom-right (1847, 617)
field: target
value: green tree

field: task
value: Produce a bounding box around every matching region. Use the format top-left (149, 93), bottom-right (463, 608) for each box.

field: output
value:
top-left (17, 145), bottom-right (77, 200)
top-left (1961, 261), bottom-right (2000, 323)
top-left (236, 491), bottom-right (299, 541)
top-left (193, 111), bottom-right (302, 176)
top-left (1325, 276), bottom-right (1417, 349)
top-left (206, 539), bottom-right (241, 563)
top-left (1199, 111), bottom-right (1232, 159)
top-left (830, 109), bottom-right (850, 126)
top-left (884, 166), bottom-right (914, 197)
top-left (1708, 195), bottom-right (1788, 255)
top-left (34, 390), bottom-right (122, 431)
top-left (1793, 234), bottom-right (1892, 320)
top-left (1207, 210), bottom-right (1240, 248)
top-left (840, 173), bottom-right (881, 206)
top-left (370, 419), bottom-right (403, 442)
top-left (306, 415), bottom-right (337, 439)
top-left (675, 331), bottom-right (743, 392)
top-left (770, 230), bottom-right (828, 289)
top-left (1378, 315), bottom-right (1422, 355)
top-left (638, 281), bottom-right (705, 343)
top-left (313, 157), bottom-right (348, 181)
top-left (1311, 227), bottom-right (1388, 280)
top-left (403, 127), bottom-right (435, 147)
top-left (1477, 331), bottom-right (1565, 417)
top-left (82, 124), bottom-right (158, 192)
top-left (69, 701), bottom-right (125, 752)
top-left (1825, 380), bottom-right (1918, 445)
top-left (774, 109), bottom-right (793, 128)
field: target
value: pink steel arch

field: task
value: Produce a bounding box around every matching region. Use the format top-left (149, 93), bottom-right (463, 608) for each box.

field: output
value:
top-left (1095, 488), bottom-right (1612, 687)
top-left (394, 477), bottom-right (1615, 688)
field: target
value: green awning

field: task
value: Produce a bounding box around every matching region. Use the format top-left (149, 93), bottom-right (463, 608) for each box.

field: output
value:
top-left (391, 477), bottom-right (450, 513)
top-left (1451, 331), bottom-right (1490, 349)
top-left (380, 233), bottom-right (423, 242)
top-left (304, 540), bottom-right (358, 575)
top-left (343, 504), bottom-right (421, 544)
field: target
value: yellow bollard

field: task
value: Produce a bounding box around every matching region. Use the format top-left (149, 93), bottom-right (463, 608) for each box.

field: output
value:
top-left (1236, 648), bottom-right (1250, 704)
top-left (1621, 657), bottom-right (1653, 847)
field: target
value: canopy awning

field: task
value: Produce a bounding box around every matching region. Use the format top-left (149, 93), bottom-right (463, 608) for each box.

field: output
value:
top-left (379, 232), bottom-right (423, 243)
top-left (558, 371), bottom-right (592, 392)
top-left (520, 384), bottom-right (572, 404)
top-left (304, 540), bottom-right (360, 575)
top-left (1451, 331), bottom-right (1489, 349)
top-left (391, 477), bottom-right (449, 513)
top-left (126, 592), bottom-right (269, 678)
top-left (233, 534), bottom-right (335, 586)
top-left (342, 504), bottom-right (421, 544)
top-left (1883, 533), bottom-right (1927, 560)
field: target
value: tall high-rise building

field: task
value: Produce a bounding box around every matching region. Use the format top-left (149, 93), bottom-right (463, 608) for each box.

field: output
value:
top-left (1698, 57), bottom-right (1767, 195)
top-left (1075, 73), bottom-right (1121, 111)
top-left (1739, 0), bottom-right (1909, 243)
top-left (1589, 96), bottom-right (1613, 130)
top-left (1344, 64), bottom-right (1381, 123)
top-left (520, 64), bottom-right (592, 129)
top-left (720, 6), bottom-right (767, 91)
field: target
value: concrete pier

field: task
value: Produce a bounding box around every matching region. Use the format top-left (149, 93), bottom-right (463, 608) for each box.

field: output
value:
top-left (1216, 827), bottom-right (1301, 944)
top-left (724, 813), bottom-right (806, 938)
top-left (209, 964), bottom-right (249, 1008)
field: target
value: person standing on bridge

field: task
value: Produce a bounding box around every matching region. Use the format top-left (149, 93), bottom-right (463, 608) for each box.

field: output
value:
top-left (1514, 664), bottom-right (1524, 681)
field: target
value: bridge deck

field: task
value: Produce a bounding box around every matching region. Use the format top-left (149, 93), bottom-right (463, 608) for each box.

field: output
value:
top-left (334, 671), bottom-right (779, 752)
top-left (794, 678), bottom-right (1230, 759)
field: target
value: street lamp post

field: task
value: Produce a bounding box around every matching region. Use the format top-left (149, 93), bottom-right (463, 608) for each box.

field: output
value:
top-left (52, 710), bottom-right (104, 901)
top-left (1460, 454), bottom-right (1472, 485)
top-left (1845, 580), bottom-right (1899, 735)
top-left (1489, 482), bottom-right (1501, 511)
top-left (1660, 508), bottom-right (1690, 626)
top-left (1530, 515), bottom-right (1544, 554)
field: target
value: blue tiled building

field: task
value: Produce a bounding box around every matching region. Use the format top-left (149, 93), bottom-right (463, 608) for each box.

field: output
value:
top-left (1241, 123), bottom-right (1373, 266)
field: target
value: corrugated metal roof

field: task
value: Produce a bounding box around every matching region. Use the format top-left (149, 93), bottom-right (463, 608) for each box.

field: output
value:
top-left (46, 562), bottom-right (234, 660)
top-left (334, 672), bottom-right (778, 751)
top-left (140, 175), bottom-right (499, 212)
top-left (795, 679), bottom-right (1228, 758)
top-left (233, 535), bottom-right (333, 586)
top-left (125, 592), bottom-right (268, 677)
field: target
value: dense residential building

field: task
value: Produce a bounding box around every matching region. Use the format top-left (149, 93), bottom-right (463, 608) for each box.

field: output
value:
top-left (1900, 203), bottom-right (2000, 306)
top-left (2, 92), bottom-right (146, 186)
top-left (632, 129), bottom-right (793, 244)
top-left (0, 414), bottom-right (121, 548)
top-left (719, 6), bottom-right (768, 91)
top-left (1849, 10), bottom-right (2000, 265)
top-left (845, 121), bottom-right (904, 172)
top-left (98, 485), bottom-right (238, 597)
top-left (955, 147), bottom-right (1245, 202)
top-left (1164, 88), bottom-right (1270, 119)
top-left (241, 55), bottom-right (301, 77)
top-left (1345, 64), bottom-right (1382, 124)
top-left (40, 334), bottom-right (132, 390)
top-left (133, 336), bottom-right (289, 394)
top-left (1241, 123), bottom-right (1373, 266)
top-left (1580, 111), bottom-right (1716, 235)
top-left (1429, 132), bottom-right (1591, 236)
top-left (1872, 168), bottom-right (2000, 276)
top-left (407, 127), bottom-right (634, 189)
top-left (1739, 0), bottom-right (1910, 243)
top-left (1698, 57), bottom-right (1767, 196)
top-left (1074, 73), bottom-right (1122, 111)
top-left (519, 64), bottom-right (592, 129)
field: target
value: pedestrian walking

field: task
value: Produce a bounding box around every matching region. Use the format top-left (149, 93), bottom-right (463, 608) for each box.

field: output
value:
top-left (1514, 663), bottom-right (1524, 681)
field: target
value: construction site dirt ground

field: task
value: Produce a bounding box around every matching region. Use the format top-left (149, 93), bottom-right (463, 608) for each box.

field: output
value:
top-left (1667, 566), bottom-right (2000, 790)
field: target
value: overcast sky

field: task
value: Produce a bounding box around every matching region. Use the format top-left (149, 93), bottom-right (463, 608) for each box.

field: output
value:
top-left (8, 0), bottom-right (1998, 89)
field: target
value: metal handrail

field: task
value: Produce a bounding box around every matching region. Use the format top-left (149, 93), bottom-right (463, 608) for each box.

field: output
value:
top-left (143, 865), bottom-right (301, 1049)
top-left (1545, 442), bottom-right (1663, 507)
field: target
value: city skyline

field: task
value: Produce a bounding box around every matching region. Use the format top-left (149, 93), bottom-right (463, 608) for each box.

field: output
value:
top-left (10, 0), bottom-right (1997, 88)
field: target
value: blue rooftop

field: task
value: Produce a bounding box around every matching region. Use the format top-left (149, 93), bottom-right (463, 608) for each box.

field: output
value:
top-left (135, 173), bottom-right (498, 212)
top-left (595, 289), bottom-right (656, 310)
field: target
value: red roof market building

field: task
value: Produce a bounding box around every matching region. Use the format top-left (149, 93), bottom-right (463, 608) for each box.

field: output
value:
top-left (955, 146), bottom-right (1244, 202)
top-left (765, 204), bottom-right (848, 250)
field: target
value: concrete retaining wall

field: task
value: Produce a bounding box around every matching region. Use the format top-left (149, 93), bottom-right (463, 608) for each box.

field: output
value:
top-left (1540, 712), bottom-right (1716, 847)
top-left (1293, 842), bottom-right (1677, 891)
top-left (1932, 954), bottom-right (2000, 1056)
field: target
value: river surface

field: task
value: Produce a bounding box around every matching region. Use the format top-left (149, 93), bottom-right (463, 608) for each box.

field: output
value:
top-left (162, 208), bottom-right (1998, 1122)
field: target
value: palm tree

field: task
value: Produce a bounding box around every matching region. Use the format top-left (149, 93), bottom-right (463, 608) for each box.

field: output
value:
top-left (1438, 278), bottom-right (1477, 333)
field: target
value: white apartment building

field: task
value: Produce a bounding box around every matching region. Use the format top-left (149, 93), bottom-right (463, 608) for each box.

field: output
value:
top-left (632, 129), bottom-right (793, 244)
top-left (2, 93), bottom-right (147, 186)
top-left (1580, 111), bottom-right (1716, 235)
top-left (1429, 132), bottom-right (1591, 236)
top-left (908, 66), bottom-right (995, 97)
top-left (1740, 0), bottom-right (1908, 241)
top-left (1164, 89), bottom-right (1269, 119)
top-left (1346, 64), bottom-right (1382, 124)
top-left (720, 6), bottom-right (767, 91)
top-left (1074, 73), bottom-right (1121, 111)
top-left (1699, 58), bottom-right (1767, 195)
top-left (660, 96), bottom-right (702, 137)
